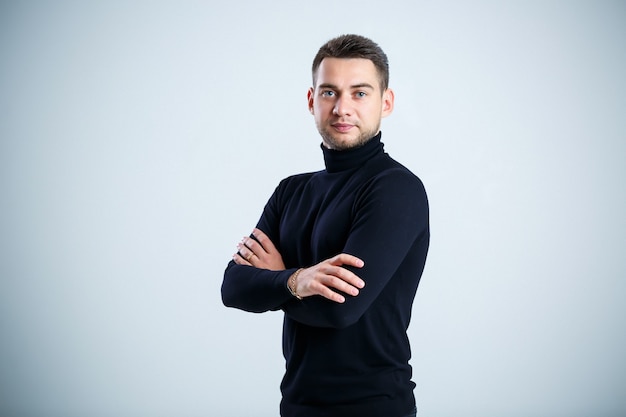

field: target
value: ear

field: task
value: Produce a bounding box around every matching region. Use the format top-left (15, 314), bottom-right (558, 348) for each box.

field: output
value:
top-left (381, 88), bottom-right (395, 118)
top-left (307, 87), bottom-right (315, 114)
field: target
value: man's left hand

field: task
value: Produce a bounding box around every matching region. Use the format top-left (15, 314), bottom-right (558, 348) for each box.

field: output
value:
top-left (233, 228), bottom-right (285, 271)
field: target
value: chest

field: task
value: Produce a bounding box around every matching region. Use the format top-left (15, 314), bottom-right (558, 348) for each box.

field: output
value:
top-left (278, 173), bottom-right (362, 266)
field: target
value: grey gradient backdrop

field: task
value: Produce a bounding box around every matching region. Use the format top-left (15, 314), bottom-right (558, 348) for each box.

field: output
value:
top-left (1, 1), bottom-right (625, 416)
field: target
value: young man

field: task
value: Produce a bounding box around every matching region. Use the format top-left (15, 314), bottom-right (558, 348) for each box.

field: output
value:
top-left (222, 34), bottom-right (429, 417)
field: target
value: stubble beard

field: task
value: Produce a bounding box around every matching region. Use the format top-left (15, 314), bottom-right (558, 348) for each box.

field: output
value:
top-left (317, 123), bottom-right (380, 151)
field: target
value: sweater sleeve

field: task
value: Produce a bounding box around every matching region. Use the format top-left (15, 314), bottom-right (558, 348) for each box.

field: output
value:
top-left (221, 262), bottom-right (296, 313)
top-left (281, 168), bottom-right (429, 328)
top-left (221, 178), bottom-right (295, 312)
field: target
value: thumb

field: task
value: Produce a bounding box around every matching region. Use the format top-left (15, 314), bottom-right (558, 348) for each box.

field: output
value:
top-left (332, 253), bottom-right (364, 268)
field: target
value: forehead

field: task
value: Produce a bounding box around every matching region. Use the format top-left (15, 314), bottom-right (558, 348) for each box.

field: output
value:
top-left (314, 58), bottom-right (381, 90)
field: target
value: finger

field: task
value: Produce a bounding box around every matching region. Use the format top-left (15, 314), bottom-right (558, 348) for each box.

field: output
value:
top-left (252, 228), bottom-right (277, 253)
top-left (236, 243), bottom-right (256, 263)
top-left (324, 275), bottom-right (361, 296)
top-left (233, 252), bottom-right (251, 266)
top-left (313, 281), bottom-right (346, 303)
top-left (325, 265), bottom-right (365, 289)
top-left (242, 236), bottom-right (266, 258)
top-left (305, 271), bottom-right (359, 303)
top-left (325, 290), bottom-right (346, 303)
top-left (330, 253), bottom-right (365, 268)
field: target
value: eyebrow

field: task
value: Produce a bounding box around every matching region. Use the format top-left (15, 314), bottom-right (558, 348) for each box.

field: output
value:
top-left (318, 82), bottom-right (376, 90)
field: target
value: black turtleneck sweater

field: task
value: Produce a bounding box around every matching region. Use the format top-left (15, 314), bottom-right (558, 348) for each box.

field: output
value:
top-left (222, 133), bottom-right (429, 417)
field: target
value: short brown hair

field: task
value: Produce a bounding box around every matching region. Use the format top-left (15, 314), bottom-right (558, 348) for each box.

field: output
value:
top-left (312, 34), bottom-right (390, 92)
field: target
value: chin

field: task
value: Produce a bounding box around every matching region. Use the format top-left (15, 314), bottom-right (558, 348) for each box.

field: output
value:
top-left (327, 135), bottom-right (373, 151)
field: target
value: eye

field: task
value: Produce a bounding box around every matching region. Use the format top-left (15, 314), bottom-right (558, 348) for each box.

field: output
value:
top-left (321, 90), bottom-right (335, 97)
top-left (355, 91), bottom-right (367, 98)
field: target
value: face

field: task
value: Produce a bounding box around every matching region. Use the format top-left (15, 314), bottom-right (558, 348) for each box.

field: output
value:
top-left (308, 57), bottom-right (394, 150)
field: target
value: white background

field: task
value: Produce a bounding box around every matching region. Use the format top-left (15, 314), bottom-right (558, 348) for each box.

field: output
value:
top-left (1, 1), bottom-right (624, 416)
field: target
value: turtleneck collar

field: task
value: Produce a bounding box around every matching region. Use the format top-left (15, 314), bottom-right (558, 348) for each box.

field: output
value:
top-left (321, 132), bottom-right (384, 173)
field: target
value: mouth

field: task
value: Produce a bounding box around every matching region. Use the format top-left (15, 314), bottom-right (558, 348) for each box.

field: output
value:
top-left (331, 123), bottom-right (355, 133)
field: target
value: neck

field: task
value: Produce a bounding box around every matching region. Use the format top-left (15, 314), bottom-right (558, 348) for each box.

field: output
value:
top-left (321, 132), bottom-right (384, 173)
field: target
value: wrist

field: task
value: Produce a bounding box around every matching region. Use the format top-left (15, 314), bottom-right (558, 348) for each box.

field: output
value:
top-left (287, 268), bottom-right (304, 300)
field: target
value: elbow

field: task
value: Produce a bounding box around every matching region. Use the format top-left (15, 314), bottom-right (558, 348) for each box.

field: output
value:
top-left (221, 281), bottom-right (268, 313)
top-left (221, 263), bottom-right (238, 308)
top-left (221, 278), bottom-right (245, 310)
top-left (221, 282), bottom-right (237, 308)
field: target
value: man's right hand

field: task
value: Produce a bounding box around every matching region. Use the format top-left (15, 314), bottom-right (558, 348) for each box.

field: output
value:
top-left (294, 254), bottom-right (365, 303)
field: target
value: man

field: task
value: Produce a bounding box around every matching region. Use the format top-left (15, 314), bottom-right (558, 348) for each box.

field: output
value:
top-left (222, 34), bottom-right (429, 417)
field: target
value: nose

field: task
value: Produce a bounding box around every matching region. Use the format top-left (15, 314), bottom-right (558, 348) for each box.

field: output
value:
top-left (333, 97), bottom-right (352, 116)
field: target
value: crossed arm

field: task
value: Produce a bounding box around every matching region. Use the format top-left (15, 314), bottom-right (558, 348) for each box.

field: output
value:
top-left (233, 228), bottom-right (365, 304)
top-left (223, 169), bottom-right (428, 327)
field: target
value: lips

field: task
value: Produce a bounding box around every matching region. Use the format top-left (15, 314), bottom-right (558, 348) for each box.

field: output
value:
top-left (332, 123), bottom-right (355, 133)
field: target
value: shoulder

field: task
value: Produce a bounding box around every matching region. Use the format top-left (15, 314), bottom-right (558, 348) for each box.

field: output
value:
top-left (351, 155), bottom-right (429, 231)
top-left (277, 170), bottom-right (318, 188)
top-left (363, 154), bottom-right (427, 198)
top-left (271, 170), bottom-right (319, 200)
